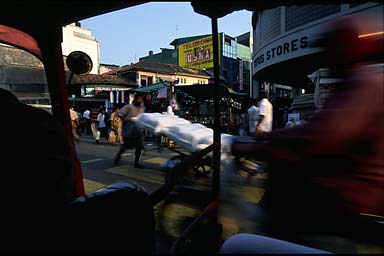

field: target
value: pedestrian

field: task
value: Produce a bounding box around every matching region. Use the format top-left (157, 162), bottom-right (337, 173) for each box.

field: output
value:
top-left (285, 117), bottom-right (296, 128)
top-left (114, 93), bottom-right (145, 168)
top-left (76, 110), bottom-right (83, 136)
top-left (256, 91), bottom-right (273, 133)
top-left (69, 106), bottom-right (80, 142)
top-left (96, 106), bottom-right (109, 142)
top-left (109, 105), bottom-right (122, 144)
top-left (90, 105), bottom-right (100, 143)
top-left (82, 108), bottom-right (91, 135)
top-left (248, 98), bottom-right (260, 134)
top-left (238, 105), bottom-right (248, 136)
top-left (167, 100), bottom-right (175, 115)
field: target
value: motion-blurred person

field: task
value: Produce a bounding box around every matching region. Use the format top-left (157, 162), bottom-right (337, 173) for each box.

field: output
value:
top-left (96, 106), bottom-right (109, 142)
top-left (82, 108), bottom-right (91, 135)
top-left (90, 105), bottom-right (100, 143)
top-left (114, 93), bottom-right (145, 168)
top-left (76, 110), bottom-right (83, 136)
top-left (229, 17), bottom-right (383, 253)
top-left (69, 106), bottom-right (80, 142)
top-left (238, 104), bottom-right (248, 136)
top-left (285, 117), bottom-right (296, 128)
top-left (248, 98), bottom-right (260, 134)
top-left (256, 91), bottom-right (273, 133)
top-left (109, 105), bottom-right (122, 144)
top-left (167, 100), bottom-right (175, 115)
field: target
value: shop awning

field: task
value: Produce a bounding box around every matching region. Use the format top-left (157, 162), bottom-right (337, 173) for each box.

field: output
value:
top-left (175, 84), bottom-right (247, 100)
top-left (133, 81), bottom-right (169, 93)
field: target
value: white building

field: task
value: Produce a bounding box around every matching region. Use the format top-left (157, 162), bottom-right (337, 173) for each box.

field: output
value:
top-left (251, 2), bottom-right (383, 98)
top-left (62, 22), bottom-right (100, 74)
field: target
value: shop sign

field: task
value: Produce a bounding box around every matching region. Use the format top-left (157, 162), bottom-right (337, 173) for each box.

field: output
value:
top-left (178, 34), bottom-right (220, 69)
top-left (254, 36), bottom-right (309, 69)
top-left (94, 86), bottom-right (131, 93)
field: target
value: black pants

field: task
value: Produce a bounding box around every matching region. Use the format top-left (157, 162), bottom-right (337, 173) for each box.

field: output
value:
top-left (98, 127), bottom-right (108, 140)
top-left (115, 136), bottom-right (143, 164)
top-left (85, 119), bottom-right (91, 135)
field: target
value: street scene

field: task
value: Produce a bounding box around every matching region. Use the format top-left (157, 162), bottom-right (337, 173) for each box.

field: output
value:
top-left (0, 1), bottom-right (383, 254)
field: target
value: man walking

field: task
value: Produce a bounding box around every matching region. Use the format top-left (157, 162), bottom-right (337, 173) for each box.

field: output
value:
top-left (114, 93), bottom-right (145, 168)
top-left (90, 105), bottom-right (100, 143)
top-left (82, 108), bottom-right (91, 135)
top-left (256, 91), bottom-right (273, 133)
top-left (248, 98), bottom-right (260, 134)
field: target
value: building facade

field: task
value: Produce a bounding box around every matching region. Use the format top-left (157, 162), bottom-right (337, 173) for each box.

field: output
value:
top-left (140, 32), bottom-right (252, 95)
top-left (139, 48), bottom-right (177, 65)
top-left (0, 43), bottom-right (48, 104)
top-left (99, 63), bottom-right (120, 74)
top-left (114, 60), bottom-right (211, 87)
top-left (62, 22), bottom-right (100, 74)
top-left (251, 2), bottom-right (383, 98)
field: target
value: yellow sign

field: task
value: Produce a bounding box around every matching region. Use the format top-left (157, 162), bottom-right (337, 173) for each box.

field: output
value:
top-left (178, 35), bottom-right (220, 69)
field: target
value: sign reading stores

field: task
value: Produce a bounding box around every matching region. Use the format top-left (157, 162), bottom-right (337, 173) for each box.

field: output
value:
top-left (178, 35), bottom-right (220, 69)
top-left (254, 36), bottom-right (309, 69)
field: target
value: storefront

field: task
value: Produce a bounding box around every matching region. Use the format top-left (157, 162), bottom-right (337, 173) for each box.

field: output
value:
top-left (67, 73), bottom-right (136, 113)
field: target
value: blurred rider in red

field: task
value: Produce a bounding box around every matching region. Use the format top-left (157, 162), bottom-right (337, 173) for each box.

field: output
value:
top-left (228, 16), bottom-right (383, 252)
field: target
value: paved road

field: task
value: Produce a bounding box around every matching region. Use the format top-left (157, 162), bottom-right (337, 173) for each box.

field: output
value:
top-left (75, 134), bottom-right (268, 251)
top-left (74, 134), bottom-right (377, 253)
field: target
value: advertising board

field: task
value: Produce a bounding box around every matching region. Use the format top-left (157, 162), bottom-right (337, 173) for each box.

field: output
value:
top-left (178, 35), bottom-right (220, 69)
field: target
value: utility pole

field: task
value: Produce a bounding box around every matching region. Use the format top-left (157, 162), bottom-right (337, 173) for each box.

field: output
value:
top-left (169, 81), bottom-right (174, 103)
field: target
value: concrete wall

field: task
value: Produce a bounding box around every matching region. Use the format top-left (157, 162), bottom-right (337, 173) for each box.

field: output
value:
top-left (136, 70), bottom-right (209, 87)
top-left (0, 43), bottom-right (43, 68)
top-left (0, 44), bottom-right (48, 101)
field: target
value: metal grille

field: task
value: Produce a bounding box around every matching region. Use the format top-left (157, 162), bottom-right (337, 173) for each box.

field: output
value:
top-left (285, 5), bottom-right (340, 31)
top-left (349, 2), bottom-right (366, 8)
top-left (261, 8), bottom-right (281, 44)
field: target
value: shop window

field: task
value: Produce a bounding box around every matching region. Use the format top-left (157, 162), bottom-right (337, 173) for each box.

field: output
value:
top-left (224, 37), bottom-right (232, 46)
top-left (148, 76), bottom-right (153, 85)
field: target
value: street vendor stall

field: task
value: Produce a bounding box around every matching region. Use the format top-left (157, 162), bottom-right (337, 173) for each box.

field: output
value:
top-left (175, 83), bottom-right (248, 134)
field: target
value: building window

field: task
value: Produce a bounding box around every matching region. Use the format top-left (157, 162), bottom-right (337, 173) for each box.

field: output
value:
top-left (140, 75), bottom-right (147, 86)
top-left (224, 37), bottom-right (232, 46)
top-left (148, 76), bottom-right (153, 85)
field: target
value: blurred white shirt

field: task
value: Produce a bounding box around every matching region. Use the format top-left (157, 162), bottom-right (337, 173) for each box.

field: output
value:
top-left (258, 98), bottom-right (273, 132)
top-left (248, 105), bottom-right (259, 132)
top-left (83, 109), bottom-right (90, 119)
top-left (167, 105), bottom-right (174, 115)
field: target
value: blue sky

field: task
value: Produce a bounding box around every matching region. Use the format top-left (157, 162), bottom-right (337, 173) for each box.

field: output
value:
top-left (81, 2), bottom-right (252, 66)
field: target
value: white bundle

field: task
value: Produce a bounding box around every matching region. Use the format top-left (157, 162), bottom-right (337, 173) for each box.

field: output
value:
top-left (133, 113), bottom-right (191, 135)
top-left (132, 113), bottom-right (235, 154)
top-left (163, 123), bottom-right (213, 152)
